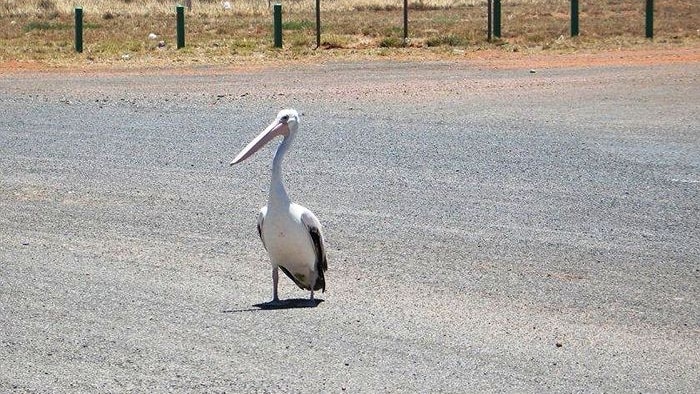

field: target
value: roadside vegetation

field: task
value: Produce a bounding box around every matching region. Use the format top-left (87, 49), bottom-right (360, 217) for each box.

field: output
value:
top-left (1, 0), bottom-right (698, 67)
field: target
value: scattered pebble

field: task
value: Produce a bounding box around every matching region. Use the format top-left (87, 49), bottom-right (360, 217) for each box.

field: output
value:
top-left (148, 33), bottom-right (158, 40)
top-left (556, 342), bottom-right (563, 348)
top-left (529, 69), bottom-right (537, 74)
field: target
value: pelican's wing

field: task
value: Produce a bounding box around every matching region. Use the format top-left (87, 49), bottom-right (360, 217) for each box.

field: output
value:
top-left (257, 206), bottom-right (267, 250)
top-left (301, 210), bottom-right (328, 292)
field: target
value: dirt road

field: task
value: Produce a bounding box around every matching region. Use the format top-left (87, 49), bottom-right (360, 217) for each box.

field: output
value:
top-left (1, 54), bottom-right (698, 391)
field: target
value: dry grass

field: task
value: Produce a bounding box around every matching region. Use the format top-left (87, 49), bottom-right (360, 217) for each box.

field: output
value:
top-left (3, 0), bottom-right (486, 16)
top-left (1, 0), bottom-right (698, 67)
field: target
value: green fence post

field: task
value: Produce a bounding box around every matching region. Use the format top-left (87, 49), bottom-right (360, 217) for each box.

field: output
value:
top-left (176, 5), bottom-right (185, 49)
top-left (571, 0), bottom-right (579, 37)
top-left (645, 0), bottom-right (654, 38)
top-left (493, 0), bottom-right (501, 38)
top-left (273, 4), bottom-right (282, 48)
top-left (403, 0), bottom-right (408, 45)
top-left (74, 7), bottom-right (83, 53)
top-left (315, 0), bottom-right (321, 48)
top-left (487, 0), bottom-right (492, 42)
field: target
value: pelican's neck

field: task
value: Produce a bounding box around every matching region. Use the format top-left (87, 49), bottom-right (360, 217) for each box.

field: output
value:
top-left (269, 134), bottom-right (294, 208)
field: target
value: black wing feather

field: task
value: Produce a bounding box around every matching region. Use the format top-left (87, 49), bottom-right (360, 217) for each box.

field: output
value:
top-left (279, 265), bottom-right (309, 290)
top-left (306, 225), bottom-right (327, 292)
top-left (256, 211), bottom-right (267, 251)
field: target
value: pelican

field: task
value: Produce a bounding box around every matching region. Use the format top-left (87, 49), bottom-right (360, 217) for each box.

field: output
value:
top-left (231, 109), bottom-right (328, 304)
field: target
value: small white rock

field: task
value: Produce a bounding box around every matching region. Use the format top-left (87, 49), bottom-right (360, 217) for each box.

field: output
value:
top-left (222, 1), bottom-right (231, 10)
top-left (121, 54), bottom-right (130, 60)
top-left (148, 33), bottom-right (158, 40)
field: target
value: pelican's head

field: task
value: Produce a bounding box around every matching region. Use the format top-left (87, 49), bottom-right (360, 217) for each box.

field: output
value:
top-left (230, 109), bottom-right (299, 165)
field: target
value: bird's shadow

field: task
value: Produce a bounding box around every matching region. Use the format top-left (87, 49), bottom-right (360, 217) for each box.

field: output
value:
top-left (222, 298), bottom-right (324, 313)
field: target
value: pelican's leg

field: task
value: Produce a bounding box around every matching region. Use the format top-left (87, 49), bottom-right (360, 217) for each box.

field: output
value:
top-left (272, 266), bottom-right (280, 303)
top-left (310, 289), bottom-right (314, 301)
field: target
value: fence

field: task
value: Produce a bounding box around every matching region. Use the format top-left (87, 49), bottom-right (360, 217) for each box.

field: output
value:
top-left (68, 1), bottom-right (666, 53)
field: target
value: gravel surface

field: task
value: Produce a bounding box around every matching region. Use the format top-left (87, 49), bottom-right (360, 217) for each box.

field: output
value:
top-left (1, 60), bottom-right (699, 392)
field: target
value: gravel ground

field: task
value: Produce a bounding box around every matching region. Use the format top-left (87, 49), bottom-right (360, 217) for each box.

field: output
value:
top-left (1, 60), bottom-right (699, 392)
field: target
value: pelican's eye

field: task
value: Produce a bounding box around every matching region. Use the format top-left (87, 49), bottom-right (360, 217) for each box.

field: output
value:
top-left (280, 115), bottom-right (290, 122)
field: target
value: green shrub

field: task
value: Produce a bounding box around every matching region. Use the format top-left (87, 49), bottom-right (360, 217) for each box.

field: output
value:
top-left (379, 36), bottom-right (404, 48)
top-left (283, 20), bottom-right (313, 31)
top-left (23, 21), bottom-right (70, 32)
top-left (425, 34), bottom-right (466, 47)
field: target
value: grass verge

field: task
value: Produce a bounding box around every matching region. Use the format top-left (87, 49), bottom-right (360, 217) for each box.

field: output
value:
top-left (0, 0), bottom-right (698, 68)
